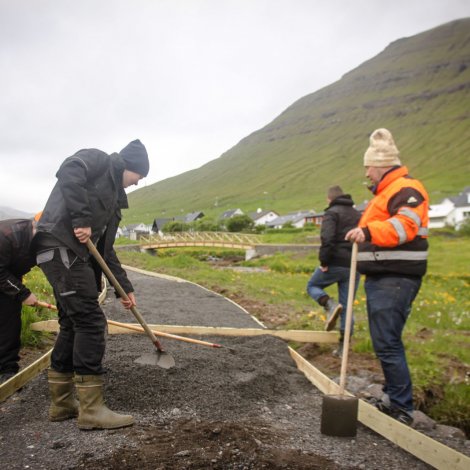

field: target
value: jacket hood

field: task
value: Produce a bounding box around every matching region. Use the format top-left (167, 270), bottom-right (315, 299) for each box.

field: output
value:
top-left (326, 194), bottom-right (355, 210)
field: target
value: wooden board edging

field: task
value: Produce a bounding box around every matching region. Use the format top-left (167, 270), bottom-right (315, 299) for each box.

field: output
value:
top-left (0, 349), bottom-right (52, 403)
top-left (289, 347), bottom-right (470, 470)
top-left (31, 320), bottom-right (339, 344)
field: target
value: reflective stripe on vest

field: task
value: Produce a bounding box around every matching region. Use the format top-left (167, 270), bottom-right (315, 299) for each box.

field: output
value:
top-left (398, 208), bottom-right (422, 226)
top-left (388, 218), bottom-right (407, 244)
top-left (388, 208), bottom-right (427, 243)
top-left (358, 251), bottom-right (428, 261)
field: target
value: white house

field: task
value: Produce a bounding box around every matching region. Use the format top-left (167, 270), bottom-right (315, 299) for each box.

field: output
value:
top-left (122, 223), bottom-right (151, 240)
top-left (428, 199), bottom-right (455, 228)
top-left (445, 187), bottom-right (470, 229)
top-left (249, 209), bottom-right (279, 226)
top-left (267, 210), bottom-right (316, 229)
top-left (429, 187), bottom-right (470, 230)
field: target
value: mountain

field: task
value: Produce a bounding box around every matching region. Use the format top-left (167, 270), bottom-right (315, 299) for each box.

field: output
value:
top-left (0, 206), bottom-right (35, 221)
top-left (126, 19), bottom-right (470, 224)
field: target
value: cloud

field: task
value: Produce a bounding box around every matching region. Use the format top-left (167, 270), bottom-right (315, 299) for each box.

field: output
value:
top-left (0, 0), bottom-right (468, 211)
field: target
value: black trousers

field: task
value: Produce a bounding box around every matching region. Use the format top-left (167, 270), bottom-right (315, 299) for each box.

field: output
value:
top-left (38, 248), bottom-right (107, 375)
top-left (0, 293), bottom-right (22, 374)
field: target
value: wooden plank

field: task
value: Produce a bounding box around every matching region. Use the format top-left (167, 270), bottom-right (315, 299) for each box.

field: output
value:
top-left (0, 349), bottom-right (52, 403)
top-left (31, 320), bottom-right (339, 343)
top-left (289, 348), bottom-right (470, 470)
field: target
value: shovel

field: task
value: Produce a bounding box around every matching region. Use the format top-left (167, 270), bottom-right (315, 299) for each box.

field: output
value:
top-left (320, 242), bottom-right (359, 437)
top-left (86, 239), bottom-right (175, 369)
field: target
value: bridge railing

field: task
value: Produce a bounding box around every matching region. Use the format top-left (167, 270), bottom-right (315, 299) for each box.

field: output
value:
top-left (140, 231), bottom-right (261, 246)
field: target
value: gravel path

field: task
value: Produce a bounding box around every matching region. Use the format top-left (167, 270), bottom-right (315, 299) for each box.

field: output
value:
top-left (0, 269), bottom-right (439, 469)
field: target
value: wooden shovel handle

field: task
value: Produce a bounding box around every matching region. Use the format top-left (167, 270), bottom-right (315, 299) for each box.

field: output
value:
top-left (36, 301), bottom-right (57, 310)
top-left (36, 301), bottom-right (222, 349)
top-left (85, 239), bottom-right (165, 351)
top-left (107, 319), bottom-right (222, 349)
top-left (339, 242), bottom-right (358, 394)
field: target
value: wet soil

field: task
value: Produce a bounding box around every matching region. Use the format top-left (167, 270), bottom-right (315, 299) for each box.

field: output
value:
top-left (1, 270), bottom-right (468, 469)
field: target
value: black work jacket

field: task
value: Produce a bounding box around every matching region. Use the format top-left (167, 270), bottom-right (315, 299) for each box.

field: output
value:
top-left (0, 219), bottom-right (36, 301)
top-left (319, 195), bottom-right (361, 268)
top-left (36, 149), bottom-right (133, 294)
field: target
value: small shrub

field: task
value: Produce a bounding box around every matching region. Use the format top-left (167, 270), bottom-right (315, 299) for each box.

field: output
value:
top-left (225, 215), bottom-right (254, 232)
top-left (164, 221), bottom-right (190, 232)
top-left (191, 217), bottom-right (222, 232)
top-left (458, 218), bottom-right (470, 237)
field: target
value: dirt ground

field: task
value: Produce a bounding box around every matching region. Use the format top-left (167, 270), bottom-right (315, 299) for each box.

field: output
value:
top-left (1, 270), bottom-right (468, 469)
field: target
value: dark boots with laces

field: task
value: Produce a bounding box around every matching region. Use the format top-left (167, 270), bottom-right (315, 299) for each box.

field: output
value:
top-left (323, 298), bottom-right (343, 331)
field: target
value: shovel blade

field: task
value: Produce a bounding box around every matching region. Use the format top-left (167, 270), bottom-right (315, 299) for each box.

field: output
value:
top-left (321, 395), bottom-right (358, 437)
top-left (134, 350), bottom-right (175, 369)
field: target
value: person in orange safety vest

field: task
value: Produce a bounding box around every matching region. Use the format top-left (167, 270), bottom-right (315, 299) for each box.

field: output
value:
top-left (346, 128), bottom-right (429, 426)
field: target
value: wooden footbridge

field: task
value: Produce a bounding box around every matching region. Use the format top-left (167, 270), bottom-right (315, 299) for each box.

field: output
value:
top-left (138, 232), bottom-right (319, 260)
top-left (139, 232), bottom-right (261, 250)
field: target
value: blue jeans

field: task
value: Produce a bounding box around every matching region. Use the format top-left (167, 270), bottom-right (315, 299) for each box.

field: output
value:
top-left (306, 266), bottom-right (360, 335)
top-left (365, 276), bottom-right (421, 413)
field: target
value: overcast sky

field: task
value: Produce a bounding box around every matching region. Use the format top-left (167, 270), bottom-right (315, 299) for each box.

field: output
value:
top-left (1, 0), bottom-right (469, 213)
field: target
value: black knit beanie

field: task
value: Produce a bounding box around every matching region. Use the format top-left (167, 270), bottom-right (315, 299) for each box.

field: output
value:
top-left (119, 139), bottom-right (149, 177)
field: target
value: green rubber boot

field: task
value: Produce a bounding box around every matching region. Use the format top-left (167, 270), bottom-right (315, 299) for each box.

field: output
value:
top-left (48, 369), bottom-right (79, 421)
top-left (74, 374), bottom-right (134, 430)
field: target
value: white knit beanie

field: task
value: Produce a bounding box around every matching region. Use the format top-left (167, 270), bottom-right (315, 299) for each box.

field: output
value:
top-left (364, 128), bottom-right (401, 167)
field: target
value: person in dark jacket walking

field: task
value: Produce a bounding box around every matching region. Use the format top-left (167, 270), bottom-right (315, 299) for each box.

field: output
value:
top-left (306, 186), bottom-right (361, 355)
top-left (35, 139), bottom-right (149, 430)
top-left (0, 217), bottom-right (38, 384)
top-left (346, 128), bottom-right (429, 426)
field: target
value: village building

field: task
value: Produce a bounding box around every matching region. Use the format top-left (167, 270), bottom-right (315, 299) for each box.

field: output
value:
top-left (429, 187), bottom-right (470, 229)
top-left (248, 209), bottom-right (279, 226)
top-left (266, 210), bottom-right (317, 229)
top-left (219, 208), bottom-right (244, 220)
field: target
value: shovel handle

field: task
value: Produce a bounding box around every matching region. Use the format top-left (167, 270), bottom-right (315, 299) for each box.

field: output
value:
top-left (85, 239), bottom-right (165, 352)
top-left (339, 242), bottom-right (358, 395)
top-left (36, 301), bottom-right (57, 311)
top-left (107, 319), bottom-right (223, 349)
top-left (36, 300), bottom-right (223, 350)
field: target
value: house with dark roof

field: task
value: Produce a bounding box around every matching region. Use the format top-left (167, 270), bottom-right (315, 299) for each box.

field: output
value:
top-left (185, 211), bottom-right (205, 223)
top-left (219, 208), bottom-right (244, 220)
top-left (152, 218), bottom-right (174, 233)
top-left (152, 211), bottom-right (205, 234)
top-left (248, 209), bottom-right (279, 226)
top-left (266, 210), bottom-right (317, 229)
top-left (307, 212), bottom-right (324, 226)
top-left (122, 223), bottom-right (151, 240)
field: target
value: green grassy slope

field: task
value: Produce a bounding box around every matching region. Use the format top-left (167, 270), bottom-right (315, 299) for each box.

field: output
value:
top-left (126, 19), bottom-right (470, 224)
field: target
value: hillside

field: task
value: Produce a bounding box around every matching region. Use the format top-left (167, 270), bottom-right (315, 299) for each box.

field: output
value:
top-left (0, 206), bottom-right (35, 221)
top-left (126, 18), bottom-right (470, 224)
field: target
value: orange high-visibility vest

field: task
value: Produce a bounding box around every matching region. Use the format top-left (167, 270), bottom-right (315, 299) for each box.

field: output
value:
top-left (358, 166), bottom-right (429, 277)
